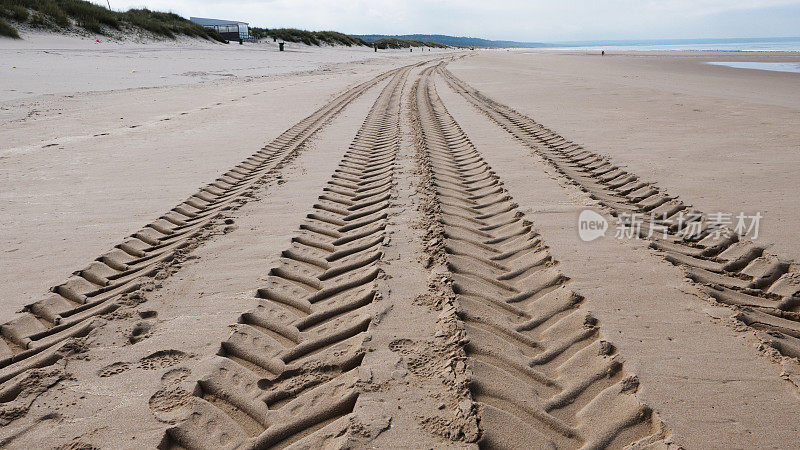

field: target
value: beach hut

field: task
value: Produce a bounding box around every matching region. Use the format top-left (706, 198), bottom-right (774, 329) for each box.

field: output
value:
top-left (190, 17), bottom-right (250, 42)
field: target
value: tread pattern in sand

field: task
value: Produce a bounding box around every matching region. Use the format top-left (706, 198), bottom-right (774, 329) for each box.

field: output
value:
top-left (439, 65), bottom-right (800, 361)
top-left (413, 65), bottom-right (667, 448)
top-left (0, 65), bottom-right (415, 389)
top-left (158, 64), bottom-right (411, 450)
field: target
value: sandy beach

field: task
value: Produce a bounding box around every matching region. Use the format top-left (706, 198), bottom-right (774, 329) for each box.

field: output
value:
top-left (0, 35), bottom-right (454, 319)
top-left (2, 28), bottom-right (800, 449)
top-left (449, 49), bottom-right (800, 260)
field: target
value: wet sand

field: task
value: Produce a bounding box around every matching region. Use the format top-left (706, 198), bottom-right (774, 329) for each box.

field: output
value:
top-left (447, 50), bottom-right (800, 260)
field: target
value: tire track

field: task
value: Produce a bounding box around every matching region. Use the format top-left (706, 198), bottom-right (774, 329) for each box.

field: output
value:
top-left (439, 65), bottom-right (800, 361)
top-left (157, 62), bottom-right (413, 450)
top-left (413, 65), bottom-right (668, 448)
top-left (0, 62), bottom-right (421, 389)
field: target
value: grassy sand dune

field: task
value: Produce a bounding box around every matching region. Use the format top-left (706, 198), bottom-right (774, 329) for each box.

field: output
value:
top-left (0, 0), bottom-right (225, 40)
top-left (250, 27), bottom-right (366, 46)
top-left (251, 27), bottom-right (449, 48)
top-left (371, 37), bottom-right (447, 49)
top-left (0, 1), bottom-right (451, 50)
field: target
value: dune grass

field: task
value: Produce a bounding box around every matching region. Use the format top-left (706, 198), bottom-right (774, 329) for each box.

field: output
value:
top-left (0, 0), bottom-right (226, 41)
top-left (250, 27), bottom-right (450, 49)
top-left (1, 3), bottom-right (26, 21)
top-left (250, 27), bottom-right (368, 46)
top-left (0, 16), bottom-right (18, 37)
top-left (371, 37), bottom-right (447, 49)
top-left (122, 9), bottom-right (223, 40)
top-left (0, 1), bottom-right (451, 49)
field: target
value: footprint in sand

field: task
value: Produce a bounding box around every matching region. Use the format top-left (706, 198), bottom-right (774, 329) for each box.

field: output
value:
top-left (148, 367), bottom-right (194, 422)
top-left (95, 350), bottom-right (190, 378)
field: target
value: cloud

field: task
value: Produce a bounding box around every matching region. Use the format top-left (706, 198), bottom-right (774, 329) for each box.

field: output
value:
top-left (94, 0), bottom-right (800, 41)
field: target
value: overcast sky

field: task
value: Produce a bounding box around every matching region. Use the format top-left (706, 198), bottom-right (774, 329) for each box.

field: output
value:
top-left (94, 0), bottom-right (800, 42)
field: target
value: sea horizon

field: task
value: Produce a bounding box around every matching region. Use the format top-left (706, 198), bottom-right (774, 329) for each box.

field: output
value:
top-left (534, 36), bottom-right (800, 52)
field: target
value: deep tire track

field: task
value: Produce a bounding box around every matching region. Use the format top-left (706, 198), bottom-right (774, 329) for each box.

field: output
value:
top-left (158, 63), bottom-right (414, 450)
top-left (413, 65), bottom-right (668, 448)
top-left (0, 63), bottom-right (432, 389)
top-left (438, 64), bottom-right (800, 361)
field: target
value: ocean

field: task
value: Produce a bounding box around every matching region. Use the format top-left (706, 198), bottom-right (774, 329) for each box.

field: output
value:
top-left (706, 61), bottom-right (800, 74)
top-left (539, 37), bottom-right (800, 52)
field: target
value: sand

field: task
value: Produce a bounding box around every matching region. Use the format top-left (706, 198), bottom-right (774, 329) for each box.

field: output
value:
top-left (2, 31), bottom-right (800, 448)
top-left (0, 32), bottom-right (455, 320)
top-left (0, 32), bottom-right (445, 102)
top-left (447, 50), bottom-right (800, 260)
top-left (436, 73), bottom-right (800, 447)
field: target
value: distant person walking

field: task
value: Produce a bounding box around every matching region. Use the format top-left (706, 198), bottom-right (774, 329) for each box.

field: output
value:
top-left (601, 50), bottom-right (605, 56)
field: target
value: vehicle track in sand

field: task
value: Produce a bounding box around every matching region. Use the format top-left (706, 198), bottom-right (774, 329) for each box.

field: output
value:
top-left (157, 62), bottom-right (413, 450)
top-left (412, 64), bottom-right (669, 448)
top-left (0, 61), bottom-right (429, 390)
top-left (439, 64), bottom-right (800, 363)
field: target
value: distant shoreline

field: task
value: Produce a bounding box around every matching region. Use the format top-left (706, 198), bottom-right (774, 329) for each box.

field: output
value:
top-left (531, 38), bottom-right (800, 52)
top-left (353, 34), bottom-right (800, 51)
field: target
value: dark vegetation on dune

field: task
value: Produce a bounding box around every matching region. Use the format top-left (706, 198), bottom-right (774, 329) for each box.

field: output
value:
top-left (250, 27), bottom-right (367, 46)
top-left (0, 16), bottom-right (18, 37)
top-left (371, 37), bottom-right (447, 49)
top-left (0, 0), bottom-right (451, 50)
top-left (0, 0), bottom-right (225, 41)
top-left (356, 33), bottom-right (551, 48)
top-left (250, 27), bottom-right (448, 49)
